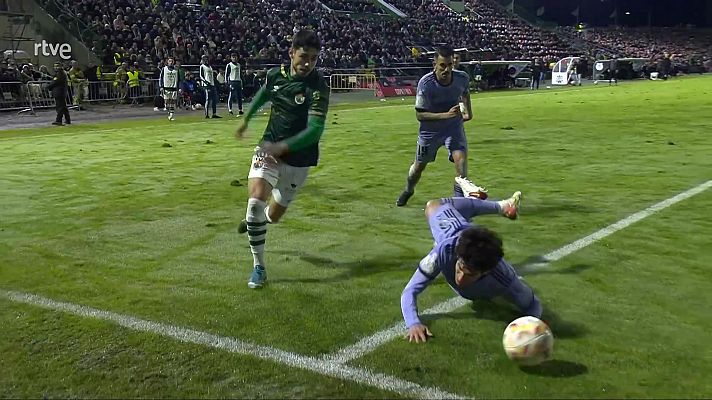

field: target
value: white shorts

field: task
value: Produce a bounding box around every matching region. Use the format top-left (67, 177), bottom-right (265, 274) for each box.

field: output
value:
top-left (247, 147), bottom-right (310, 207)
top-left (163, 90), bottom-right (178, 101)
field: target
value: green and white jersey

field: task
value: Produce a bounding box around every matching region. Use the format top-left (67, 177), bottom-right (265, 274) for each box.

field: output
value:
top-left (160, 66), bottom-right (179, 90)
top-left (262, 64), bottom-right (330, 167)
top-left (200, 64), bottom-right (215, 87)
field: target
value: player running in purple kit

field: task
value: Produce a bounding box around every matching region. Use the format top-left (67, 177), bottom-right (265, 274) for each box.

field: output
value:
top-left (401, 178), bottom-right (543, 343)
top-left (396, 46), bottom-right (488, 207)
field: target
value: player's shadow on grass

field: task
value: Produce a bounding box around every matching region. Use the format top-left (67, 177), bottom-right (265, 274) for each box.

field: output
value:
top-left (270, 251), bottom-right (418, 284)
top-left (520, 359), bottom-right (588, 378)
top-left (524, 200), bottom-right (599, 216)
top-left (427, 299), bottom-right (588, 340)
top-left (516, 258), bottom-right (594, 276)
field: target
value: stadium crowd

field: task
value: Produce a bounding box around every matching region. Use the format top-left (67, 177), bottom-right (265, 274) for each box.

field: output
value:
top-left (557, 25), bottom-right (712, 76)
top-left (2, 0), bottom-right (711, 89)
top-left (38, 0), bottom-right (577, 71)
top-left (319, 0), bottom-right (384, 14)
top-left (464, 0), bottom-right (572, 62)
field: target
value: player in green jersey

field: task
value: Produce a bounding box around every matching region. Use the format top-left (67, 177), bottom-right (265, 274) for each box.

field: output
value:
top-left (234, 29), bottom-right (330, 289)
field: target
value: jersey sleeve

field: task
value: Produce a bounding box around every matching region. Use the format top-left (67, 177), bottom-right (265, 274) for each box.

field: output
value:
top-left (418, 247), bottom-right (442, 279)
top-left (503, 276), bottom-right (543, 318)
top-left (401, 250), bottom-right (441, 328)
top-left (414, 77), bottom-right (431, 112)
top-left (308, 75), bottom-right (330, 118)
top-left (460, 73), bottom-right (470, 97)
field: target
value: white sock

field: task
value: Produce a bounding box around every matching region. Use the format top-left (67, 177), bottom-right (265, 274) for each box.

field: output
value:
top-left (264, 205), bottom-right (273, 223)
top-left (246, 198), bottom-right (267, 267)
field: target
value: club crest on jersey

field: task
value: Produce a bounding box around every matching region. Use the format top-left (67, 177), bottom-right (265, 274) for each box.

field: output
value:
top-left (420, 252), bottom-right (438, 275)
top-left (294, 93), bottom-right (306, 104)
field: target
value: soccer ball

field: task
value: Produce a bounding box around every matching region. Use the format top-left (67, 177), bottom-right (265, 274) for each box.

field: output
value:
top-left (502, 316), bottom-right (554, 366)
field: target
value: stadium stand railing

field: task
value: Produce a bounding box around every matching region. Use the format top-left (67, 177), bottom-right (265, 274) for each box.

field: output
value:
top-left (1, 78), bottom-right (162, 114)
top-left (329, 73), bottom-right (378, 95)
top-left (1, 82), bottom-right (32, 112)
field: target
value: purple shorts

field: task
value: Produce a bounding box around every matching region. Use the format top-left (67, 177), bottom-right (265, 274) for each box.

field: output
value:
top-left (415, 129), bottom-right (468, 164)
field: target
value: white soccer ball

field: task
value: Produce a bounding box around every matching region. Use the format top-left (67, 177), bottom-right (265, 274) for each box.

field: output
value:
top-left (502, 316), bottom-right (554, 366)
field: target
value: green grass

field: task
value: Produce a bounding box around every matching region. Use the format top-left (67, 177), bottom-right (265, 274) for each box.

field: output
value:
top-left (1, 76), bottom-right (712, 398)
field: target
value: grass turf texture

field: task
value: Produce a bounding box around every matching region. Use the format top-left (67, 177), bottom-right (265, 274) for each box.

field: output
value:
top-left (1, 76), bottom-right (711, 397)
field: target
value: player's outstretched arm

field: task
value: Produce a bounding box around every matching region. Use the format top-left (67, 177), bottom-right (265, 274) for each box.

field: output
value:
top-left (284, 114), bottom-right (325, 149)
top-left (460, 93), bottom-right (473, 122)
top-left (401, 263), bottom-right (438, 343)
top-left (235, 85), bottom-right (269, 139)
top-left (258, 114), bottom-right (325, 157)
top-left (505, 273), bottom-right (543, 318)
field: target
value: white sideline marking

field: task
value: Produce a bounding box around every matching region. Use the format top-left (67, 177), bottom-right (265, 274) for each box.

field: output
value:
top-left (522, 179), bottom-right (712, 271)
top-left (325, 180), bottom-right (712, 364)
top-left (323, 297), bottom-right (468, 364)
top-left (0, 290), bottom-right (465, 399)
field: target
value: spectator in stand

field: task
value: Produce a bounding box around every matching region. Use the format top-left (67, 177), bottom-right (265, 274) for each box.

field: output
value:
top-left (38, 65), bottom-right (53, 80)
top-left (115, 61), bottom-right (129, 103)
top-left (181, 71), bottom-right (197, 110)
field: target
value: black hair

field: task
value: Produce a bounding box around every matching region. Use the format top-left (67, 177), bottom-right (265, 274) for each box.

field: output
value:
top-left (291, 29), bottom-right (321, 51)
top-left (435, 45), bottom-right (454, 60)
top-left (455, 226), bottom-right (504, 273)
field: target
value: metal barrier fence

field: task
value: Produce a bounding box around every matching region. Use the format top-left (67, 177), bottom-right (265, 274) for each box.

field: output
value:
top-left (0, 82), bottom-right (31, 112)
top-left (329, 74), bottom-right (378, 96)
top-left (0, 79), bottom-right (162, 114)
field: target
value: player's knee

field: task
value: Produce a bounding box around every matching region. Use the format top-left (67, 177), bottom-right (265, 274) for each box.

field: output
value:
top-left (451, 150), bottom-right (466, 163)
top-left (411, 162), bottom-right (427, 174)
top-left (425, 199), bottom-right (441, 218)
top-left (248, 179), bottom-right (271, 201)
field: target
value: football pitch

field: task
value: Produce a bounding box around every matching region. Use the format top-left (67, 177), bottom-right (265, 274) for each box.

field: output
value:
top-left (1, 76), bottom-right (711, 398)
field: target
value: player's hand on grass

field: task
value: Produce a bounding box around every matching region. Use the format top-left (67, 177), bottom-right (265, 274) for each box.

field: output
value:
top-left (405, 324), bottom-right (433, 343)
top-left (235, 120), bottom-right (248, 139)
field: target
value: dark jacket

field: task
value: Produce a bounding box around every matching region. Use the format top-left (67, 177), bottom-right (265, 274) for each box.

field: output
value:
top-left (46, 69), bottom-right (69, 98)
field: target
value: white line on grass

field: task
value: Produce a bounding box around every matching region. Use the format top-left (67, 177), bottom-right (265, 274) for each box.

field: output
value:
top-left (322, 297), bottom-right (468, 364)
top-left (521, 179), bottom-right (712, 271)
top-left (0, 290), bottom-right (466, 399)
top-left (324, 179), bottom-right (712, 364)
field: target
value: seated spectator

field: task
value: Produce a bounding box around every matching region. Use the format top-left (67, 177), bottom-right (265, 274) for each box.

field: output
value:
top-left (180, 71), bottom-right (198, 110)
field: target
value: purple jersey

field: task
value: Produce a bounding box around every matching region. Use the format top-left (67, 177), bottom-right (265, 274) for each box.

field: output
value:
top-left (414, 70), bottom-right (470, 135)
top-left (401, 200), bottom-right (542, 328)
